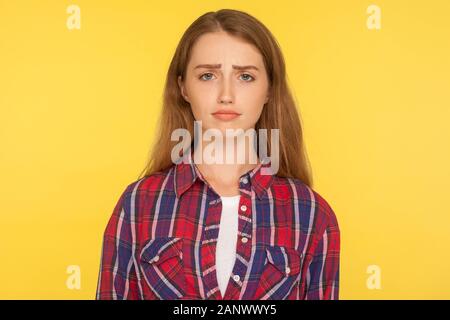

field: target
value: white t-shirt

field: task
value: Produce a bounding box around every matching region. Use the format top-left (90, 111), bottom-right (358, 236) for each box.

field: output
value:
top-left (215, 195), bottom-right (240, 296)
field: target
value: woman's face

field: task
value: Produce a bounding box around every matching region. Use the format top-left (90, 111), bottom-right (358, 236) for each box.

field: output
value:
top-left (178, 31), bottom-right (270, 135)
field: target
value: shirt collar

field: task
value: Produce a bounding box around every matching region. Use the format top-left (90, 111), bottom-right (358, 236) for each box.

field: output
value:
top-left (174, 150), bottom-right (274, 200)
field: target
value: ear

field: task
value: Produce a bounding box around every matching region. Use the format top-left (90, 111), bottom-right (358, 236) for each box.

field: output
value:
top-left (265, 85), bottom-right (271, 104)
top-left (178, 75), bottom-right (190, 103)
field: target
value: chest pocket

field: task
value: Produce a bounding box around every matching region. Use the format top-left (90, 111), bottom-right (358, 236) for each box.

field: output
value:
top-left (254, 245), bottom-right (303, 300)
top-left (139, 237), bottom-right (186, 300)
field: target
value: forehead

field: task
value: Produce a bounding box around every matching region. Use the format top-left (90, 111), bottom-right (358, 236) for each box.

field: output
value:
top-left (188, 31), bottom-right (265, 68)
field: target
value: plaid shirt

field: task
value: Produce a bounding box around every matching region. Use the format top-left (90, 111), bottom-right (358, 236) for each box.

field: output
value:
top-left (96, 152), bottom-right (340, 300)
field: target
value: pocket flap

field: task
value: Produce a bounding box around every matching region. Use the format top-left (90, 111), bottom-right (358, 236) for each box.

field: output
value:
top-left (265, 245), bottom-right (302, 276)
top-left (140, 237), bottom-right (183, 265)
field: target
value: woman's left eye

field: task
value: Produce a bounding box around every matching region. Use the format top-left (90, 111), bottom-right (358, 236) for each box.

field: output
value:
top-left (240, 73), bottom-right (255, 82)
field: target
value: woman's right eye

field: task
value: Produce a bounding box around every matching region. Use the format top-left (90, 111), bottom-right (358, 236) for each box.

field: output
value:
top-left (199, 73), bottom-right (214, 81)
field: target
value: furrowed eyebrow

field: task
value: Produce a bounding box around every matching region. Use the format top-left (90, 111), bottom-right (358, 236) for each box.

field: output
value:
top-left (194, 64), bottom-right (259, 71)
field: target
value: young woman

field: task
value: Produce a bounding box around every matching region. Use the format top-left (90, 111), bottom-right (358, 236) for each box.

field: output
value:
top-left (96, 8), bottom-right (340, 300)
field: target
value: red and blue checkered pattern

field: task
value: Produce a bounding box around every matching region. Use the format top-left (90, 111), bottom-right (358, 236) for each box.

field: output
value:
top-left (96, 152), bottom-right (340, 300)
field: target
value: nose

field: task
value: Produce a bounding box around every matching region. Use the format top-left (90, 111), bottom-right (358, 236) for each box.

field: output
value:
top-left (217, 76), bottom-right (234, 105)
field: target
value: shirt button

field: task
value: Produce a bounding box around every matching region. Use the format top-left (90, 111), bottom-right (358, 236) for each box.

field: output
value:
top-left (241, 177), bottom-right (249, 184)
top-left (233, 275), bottom-right (241, 282)
top-left (285, 267), bottom-right (291, 274)
top-left (153, 255), bottom-right (160, 262)
top-left (241, 237), bottom-right (248, 244)
top-left (240, 205), bottom-right (247, 212)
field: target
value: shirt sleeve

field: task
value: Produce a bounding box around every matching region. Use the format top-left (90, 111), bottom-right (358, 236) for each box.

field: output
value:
top-left (95, 185), bottom-right (143, 300)
top-left (304, 198), bottom-right (341, 300)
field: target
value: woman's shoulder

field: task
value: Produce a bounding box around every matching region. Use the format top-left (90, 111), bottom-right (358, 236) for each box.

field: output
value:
top-left (121, 166), bottom-right (176, 196)
top-left (273, 175), bottom-right (340, 232)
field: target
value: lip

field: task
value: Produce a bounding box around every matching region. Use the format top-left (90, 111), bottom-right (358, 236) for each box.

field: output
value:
top-left (211, 109), bottom-right (241, 121)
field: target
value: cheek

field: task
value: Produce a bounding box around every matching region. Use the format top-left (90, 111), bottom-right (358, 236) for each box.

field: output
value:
top-left (189, 100), bottom-right (215, 123)
top-left (240, 90), bottom-right (266, 114)
top-left (187, 86), bottom-right (215, 118)
top-left (241, 82), bottom-right (268, 103)
top-left (246, 106), bottom-right (264, 126)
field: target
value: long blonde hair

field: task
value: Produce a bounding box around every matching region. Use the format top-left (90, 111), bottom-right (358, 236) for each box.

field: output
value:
top-left (137, 9), bottom-right (313, 187)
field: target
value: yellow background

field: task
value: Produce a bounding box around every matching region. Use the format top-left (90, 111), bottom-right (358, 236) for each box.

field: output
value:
top-left (1, 0), bottom-right (449, 299)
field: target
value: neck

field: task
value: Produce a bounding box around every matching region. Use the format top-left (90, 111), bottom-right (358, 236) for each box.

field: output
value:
top-left (192, 132), bottom-right (261, 186)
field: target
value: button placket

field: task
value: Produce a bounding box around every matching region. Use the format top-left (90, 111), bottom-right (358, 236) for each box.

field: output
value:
top-left (222, 195), bottom-right (252, 300)
top-left (237, 194), bottom-right (253, 251)
top-left (231, 234), bottom-right (251, 299)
